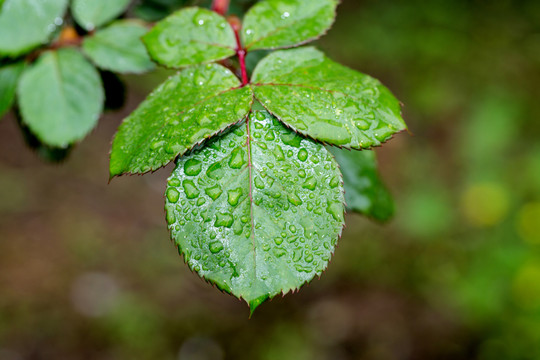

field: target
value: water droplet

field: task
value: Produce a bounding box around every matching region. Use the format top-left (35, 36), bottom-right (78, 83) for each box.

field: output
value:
top-left (255, 112), bottom-right (266, 120)
top-left (297, 149), bottom-right (308, 162)
top-left (254, 176), bottom-right (265, 189)
top-left (274, 238), bottom-right (283, 245)
top-left (273, 145), bottom-right (285, 161)
top-left (287, 193), bottom-right (303, 206)
top-left (184, 159), bottom-right (202, 176)
top-left (273, 248), bottom-right (287, 258)
top-left (168, 178), bottom-right (181, 187)
top-left (215, 212), bottom-right (234, 228)
top-left (298, 169), bottom-right (306, 178)
top-left (166, 188), bottom-right (180, 203)
top-left (206, 162), bottom-right (224, 179)
top-left (209, 241), bottom-right (224, 253)
top-left (281, 11), bottom-right (290, 19)
top-left (329, 176), bottom-right (340, 188)
top-left (265, 131), bottom-right (275, 141)
top-left (197, 197), bottom-right (206, 206)
top-left (166, 142), bottom-right (183, 154)
top-left (228, 187), bottom-right (243, 206)
top-left (228, 147), bottom-right (245, 169)
top-left (289, 225), bottom-right (297, 233)
top-left (326, 201), bottom-right (343, 222)
top-left (205, 184), bottom-right (222, 200)
top-left (180, 180), bottom-right (199, 199)
top-left (302, 176), bottom-right (317, 191)
top-left (54, 17), bottom-right (63, 26)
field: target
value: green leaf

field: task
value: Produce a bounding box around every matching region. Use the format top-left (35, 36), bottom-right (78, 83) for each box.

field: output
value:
top-left (83, 20), bottom-right (155, 74)
top-left (0, 62), bottom-right (24, 119)
top-left (142, 7), bottom-right (236, 68)
top-left (71, 0), bottom-right (131, 31)
top-left (165, 111), bottom-right (344, 312)
top-left (252, 47), bottom-right (407, 149)
top-left (110, 63), bottom-right (253, 177)
top-left (241, 0), bottom-right (338, 51)
top-left (0, 0), bottom-right (68, 57)
top-left (329, 148), bottom-right (395, 221)
top-left (17, 49), bottom-right (104, 148)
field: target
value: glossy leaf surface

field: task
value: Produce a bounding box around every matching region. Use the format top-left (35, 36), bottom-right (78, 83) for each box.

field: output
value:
top-left (143, 7), bottom-right (236, 68)
top-left (17, 49), bottom-right (103, 148)
top-left (71, 0), bottom-right (131, 31)
top-left (330, 148), bottom-right (394, 221)
top-left (110, 64), bottom-right (253, 177)
top-left (242, 0), bottom-right (338, 51)
top-left (83, 21), bottom-right (155, 74)
top-left (0, 0), bottom-right (67, 56)
top-left (252, 47), bottom-right (407, 149)
top-left (165, 111), bottom-right (344, 311)
top-left (0, 62), bottom-right (24, 118)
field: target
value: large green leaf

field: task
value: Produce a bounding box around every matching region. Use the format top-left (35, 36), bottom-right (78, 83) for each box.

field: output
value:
top-left (0, 62), bottom-right (24, 119)
top-left (165, 111), bottom-right (344, 311)
top-left (110, 64), bottom-right (253, 177)
top-left (17, 49), bottom-right (104, 148)
top-left (71, 0), bottom-right (131, 31)
top-left (0, 0), bottom-right (68, 57)
top-left (241, 0), bottom-right (338, 51)
top-left (142, 7), bottom-right (236, 68)
top-left (251, 47), bottom-right (407, 149)
top-left (83, 21), bottom-right (155, 74)
top-left (329, 148), bottom-right (395, 221)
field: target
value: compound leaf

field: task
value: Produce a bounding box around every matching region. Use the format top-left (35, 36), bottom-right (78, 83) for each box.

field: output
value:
top-left (71, 0), bottom-right (131, 31)
top-left (330, 148), bottom-right (395, 221)
top-left (165, 111), bottom-right (344, 312)
top-left (0, 62), bottom-right (25, 119)
top-left (83, 20), bottom-right (155, 74)
top-left (252, 47), bottom-right (407, 149)
top-left (110, 63), bottom-right (253, 177)
top-left (143, 7), bottom-right (236, 68)
top-left (17, 49), bottom-right (103, 148)
top-left (0, 0), bottom-right (68, 57)
top-left (241, 0), bottom-right (338, 51)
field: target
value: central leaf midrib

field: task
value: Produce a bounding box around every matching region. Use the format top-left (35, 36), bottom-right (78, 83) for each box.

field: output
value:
top-left (245, 116), bottom-right (257, 284)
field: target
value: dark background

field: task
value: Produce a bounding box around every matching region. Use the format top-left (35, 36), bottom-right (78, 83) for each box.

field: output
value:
top-left (1, 0), bottom-right (540, 359)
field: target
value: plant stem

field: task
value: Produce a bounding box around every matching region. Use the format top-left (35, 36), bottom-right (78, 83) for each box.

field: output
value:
top-left (211, 0), bottom-right (230, 16)
top-left (228, 16), bottom-right (249, 86)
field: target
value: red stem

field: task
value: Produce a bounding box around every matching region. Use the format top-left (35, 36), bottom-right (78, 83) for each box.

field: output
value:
top-left (229, 17), bottom-right (249, 86)
top-left (211, 0), bottom-right (230, 16)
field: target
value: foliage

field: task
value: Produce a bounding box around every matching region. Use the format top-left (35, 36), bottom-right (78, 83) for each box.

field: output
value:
top-left (109, 0), bottom-right (406, 311)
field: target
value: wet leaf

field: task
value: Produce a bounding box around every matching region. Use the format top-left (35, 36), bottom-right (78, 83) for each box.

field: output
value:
top-left (83, 20), bottom-right (155, 74)
top-left (242, 0), bottom-right (338, 51)
top-left (17, 49), bottom-right (104, 148)
top-left (329, 148), bottom-right (394, 221)
top-left (110, 63), bottom-right (253, 177)
top-left (252, 47), bottom-right (407, 149)
top-left (0, 62), bottom-right (24, 119)
top-left (165, 111), bottom-right (344, 312)
top-left (0, 0), bottom-right (68, 56)
top-left (71, 0), bottom-right (131, 31)
top-left (143, 7), bottom-right (236, 68)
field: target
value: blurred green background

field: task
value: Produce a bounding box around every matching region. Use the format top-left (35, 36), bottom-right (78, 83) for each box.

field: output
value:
top-left (1, 0), bottom-right (540, 359)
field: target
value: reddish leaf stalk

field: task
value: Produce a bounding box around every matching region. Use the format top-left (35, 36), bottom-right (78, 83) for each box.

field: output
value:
top-left (211, 0), bottom-right (230, 16)
top-left (228, 16), bottom-right (249, 86)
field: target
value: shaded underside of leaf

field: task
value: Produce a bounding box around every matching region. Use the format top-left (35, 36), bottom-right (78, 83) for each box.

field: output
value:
top-left (143, 7), bottom-right (236, 68)
top-left (17, 48), bottom-right (104, 148)
top-left (329, 148), bottom-right (395, 221)
top-left (165, 111), bottom-right (345, 312)
top-left (83, 20), bottom-right (156, 74)
top-left (0, 0), bottom-right (68, 57)
top-left (241, 0), bottom-right (338, 51)
top-left (252, 47), bottom-right (407, 149)
top-left (71, 0), bottom-right (131, 31)
top-left (0, 62), bottom-right (25, 119)
top-left (109, 63), bottom-right (254, 177)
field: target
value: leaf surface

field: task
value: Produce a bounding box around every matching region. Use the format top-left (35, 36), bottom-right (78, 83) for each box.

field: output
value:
top-left (165, 111), bottom-right (344, 311)
top-left (71, 0), bottom-right (130, 31)
top-left (0, 62), bottom-right (24, 119)
top-left (0, 0), bottom-right (68, 56)
top-left (241, 0), bottom-right (338, 51)
top-left (252, 47), bottom-right (407, 149)
top-left (110, 64), bottom-right (253, 177)
top-left (330, 148), bottom-right (395, 221)
top-left (83, 21), bottom-right (155, 74)
top-left (17, 49), bottom-right (103, 148)
top-left (143, 7), bottom-right (236, 68)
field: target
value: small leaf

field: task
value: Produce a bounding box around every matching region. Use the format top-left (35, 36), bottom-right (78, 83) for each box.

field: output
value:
top-left (143, 7), bottom-right (236, 68)
top-left (71, 0), bottom-right (131, 31)
top-left (241, 0), bottom-right (338, 51)
top-left (17, 49), bottom-right (104, 148)
top-left (110, 63), bottom-right (253, 177)
top-left (0, 0), bottom-right (68, 56)
top-left (252, 47), bottom-right (407, 149)
top-left (329, 148), bottom-right (395, 221)
top-left (0, 62), bottom-right (24, 119)
top-left (165, 111), bottom-right (344, 311)
top-left (83, 20), bottom-right (156, 74)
